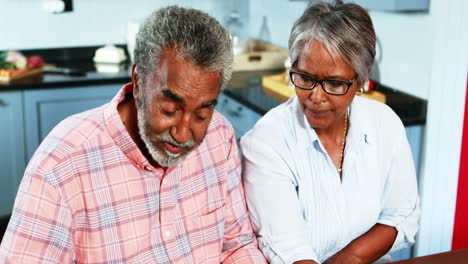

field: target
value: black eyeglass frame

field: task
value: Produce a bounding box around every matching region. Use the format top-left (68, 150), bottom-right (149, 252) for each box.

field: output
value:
top-left (289, 70), bottom-right (359, 96)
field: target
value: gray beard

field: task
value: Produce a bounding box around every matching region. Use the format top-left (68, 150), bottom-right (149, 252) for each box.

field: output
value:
top-left (136, 100), bottom-right (198, 168)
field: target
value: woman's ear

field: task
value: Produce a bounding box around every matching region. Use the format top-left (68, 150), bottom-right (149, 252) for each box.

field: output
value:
top-left (368, 66), bottom-right (372, 74)
top-left (131, 64), bottom-right (140, 103)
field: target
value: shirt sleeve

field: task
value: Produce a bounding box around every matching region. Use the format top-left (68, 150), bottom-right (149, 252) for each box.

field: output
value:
top-left (241, 129), bottom-right (320, 264)
top-left (0, 170), bottom-right (74, 264)
top-left (221, 132), bottom-right (267, 264)
top-left (377, 119), bottom-right (421, 253)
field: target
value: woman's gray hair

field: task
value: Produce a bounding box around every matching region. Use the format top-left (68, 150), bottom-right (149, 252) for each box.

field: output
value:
top-left (134, 6), bottom-right (233, 91)
top-left (289, 0), bottom-right (376, 83)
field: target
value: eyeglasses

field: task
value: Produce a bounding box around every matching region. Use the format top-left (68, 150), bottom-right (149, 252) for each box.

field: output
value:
top-left (289, 70), bottom-right (358, 96)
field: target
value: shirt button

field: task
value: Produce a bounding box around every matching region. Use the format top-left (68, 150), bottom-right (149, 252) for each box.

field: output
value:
top-left (164, 230), bottom-right (171, 237)
top-left (136, 164), bottom-right (141, 169)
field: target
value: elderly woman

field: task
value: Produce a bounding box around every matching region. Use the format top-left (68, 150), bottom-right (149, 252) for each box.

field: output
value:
top-left (241, 1), bottom-right (420, 264)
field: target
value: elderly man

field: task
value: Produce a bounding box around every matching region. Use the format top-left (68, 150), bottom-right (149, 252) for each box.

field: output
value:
top-left (0, 6), bottom-right (266, 264)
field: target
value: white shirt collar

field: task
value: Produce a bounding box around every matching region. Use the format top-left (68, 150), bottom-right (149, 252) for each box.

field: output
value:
top-left (292, 95), bottom-right (373, 153)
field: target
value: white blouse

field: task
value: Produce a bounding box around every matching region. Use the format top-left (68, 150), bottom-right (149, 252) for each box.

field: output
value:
top-left (241, 95), bottom-right (420, 264)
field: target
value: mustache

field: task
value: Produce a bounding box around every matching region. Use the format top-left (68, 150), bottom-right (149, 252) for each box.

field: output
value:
top-left (155, 129), bottom-right (195, 148)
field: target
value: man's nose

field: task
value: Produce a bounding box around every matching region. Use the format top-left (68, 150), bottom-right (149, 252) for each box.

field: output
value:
top-left (170, 113), bottom-right (192, 144)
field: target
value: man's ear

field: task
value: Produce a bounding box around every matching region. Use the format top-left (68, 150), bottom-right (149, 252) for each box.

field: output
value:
top-left (132, 64), bottom-right (140, 103)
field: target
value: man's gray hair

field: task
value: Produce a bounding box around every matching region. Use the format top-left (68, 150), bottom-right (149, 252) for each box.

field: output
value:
top-left (289, 0), bottom-right (376, 83)
top-left (134, 6), bottom-right (233, 91)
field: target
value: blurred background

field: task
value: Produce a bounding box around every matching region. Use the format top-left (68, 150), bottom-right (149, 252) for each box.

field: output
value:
top-left (0, 0), bottom-right (467, 261)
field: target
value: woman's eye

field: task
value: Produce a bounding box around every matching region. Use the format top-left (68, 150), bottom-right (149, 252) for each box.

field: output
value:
top-left (299, 75), bottom-right (312, 83)
top-left (293, 73), bottom-right (314, 86)
top-left (328, 80), bottom-right (345, 88)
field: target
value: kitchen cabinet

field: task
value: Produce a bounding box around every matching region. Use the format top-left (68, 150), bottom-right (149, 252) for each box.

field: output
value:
top-left (0, 84), bottom-right (120, 216)
top-left (406, 125), bottom-right (424, 176)
top-left (24, 84), bottom-right (121, 160)
top-left (0, 91), bottom-right (26, 216)
top-left (216, 93), bottom-right (262, 148)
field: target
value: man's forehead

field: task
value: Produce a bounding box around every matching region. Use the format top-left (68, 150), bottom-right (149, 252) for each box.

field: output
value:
top-left (141, 47), bottom-right (220, 103)
top-left (159, 88), bottom-right (218, 108)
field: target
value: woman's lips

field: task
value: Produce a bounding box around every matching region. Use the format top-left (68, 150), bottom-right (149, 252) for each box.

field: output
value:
top-left (164, 142), bottom-right (183, 155)
top-left (305, 107), bottom-right (329, 115)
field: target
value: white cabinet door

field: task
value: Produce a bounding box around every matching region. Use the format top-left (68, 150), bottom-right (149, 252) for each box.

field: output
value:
top-left (0, 91), bottom-right (26, 216)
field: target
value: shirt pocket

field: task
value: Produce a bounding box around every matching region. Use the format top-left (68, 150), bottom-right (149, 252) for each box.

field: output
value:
top-left (198, 198), bottom-right (225, 216)
top-left (185, 205), bottom-right (225, 264)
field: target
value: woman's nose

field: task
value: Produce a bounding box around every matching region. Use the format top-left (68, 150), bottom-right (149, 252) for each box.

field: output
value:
top-left (310, 83), bottom-right (327, 104)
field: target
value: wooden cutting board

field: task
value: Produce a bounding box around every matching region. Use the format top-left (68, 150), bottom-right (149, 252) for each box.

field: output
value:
top-left (233, 39), bottom-right (289, 72)
top-left (262, 72), bottom-right (295, 102)
top-left (0, 67), bottom-right (44, 84)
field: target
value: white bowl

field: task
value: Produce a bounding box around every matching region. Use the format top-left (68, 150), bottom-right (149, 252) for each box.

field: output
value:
top-left (93, 45), bottom-right (127, 64)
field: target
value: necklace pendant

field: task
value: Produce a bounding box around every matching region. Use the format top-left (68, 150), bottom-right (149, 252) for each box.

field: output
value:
top-left (337, 167), bottom-right (342, 172)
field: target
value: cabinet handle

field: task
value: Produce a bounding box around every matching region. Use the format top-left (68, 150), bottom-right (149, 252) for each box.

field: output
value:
top-left (227, 110), bottom-right (241, 117)
top-left (0, 98), bottom-right (8, 106)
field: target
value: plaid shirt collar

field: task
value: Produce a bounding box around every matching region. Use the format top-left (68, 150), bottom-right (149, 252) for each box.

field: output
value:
top-left (103, 83), bottom-right (173, 174)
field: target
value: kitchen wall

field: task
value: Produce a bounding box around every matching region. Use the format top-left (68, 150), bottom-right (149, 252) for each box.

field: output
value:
top-left (0, 0), bottom-right (249, 52)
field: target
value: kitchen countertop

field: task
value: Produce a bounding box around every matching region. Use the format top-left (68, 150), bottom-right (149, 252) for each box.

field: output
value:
top-left (0, 46), bottom-right (132, 90)
top-left (373, 82), bottom-right (427, 126)
top-left (0, 46), bottom-right (427, 125)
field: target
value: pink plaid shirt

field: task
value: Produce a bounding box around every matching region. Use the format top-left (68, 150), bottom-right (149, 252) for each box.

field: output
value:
top-left (0, 84), bottom-right (266, 264)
